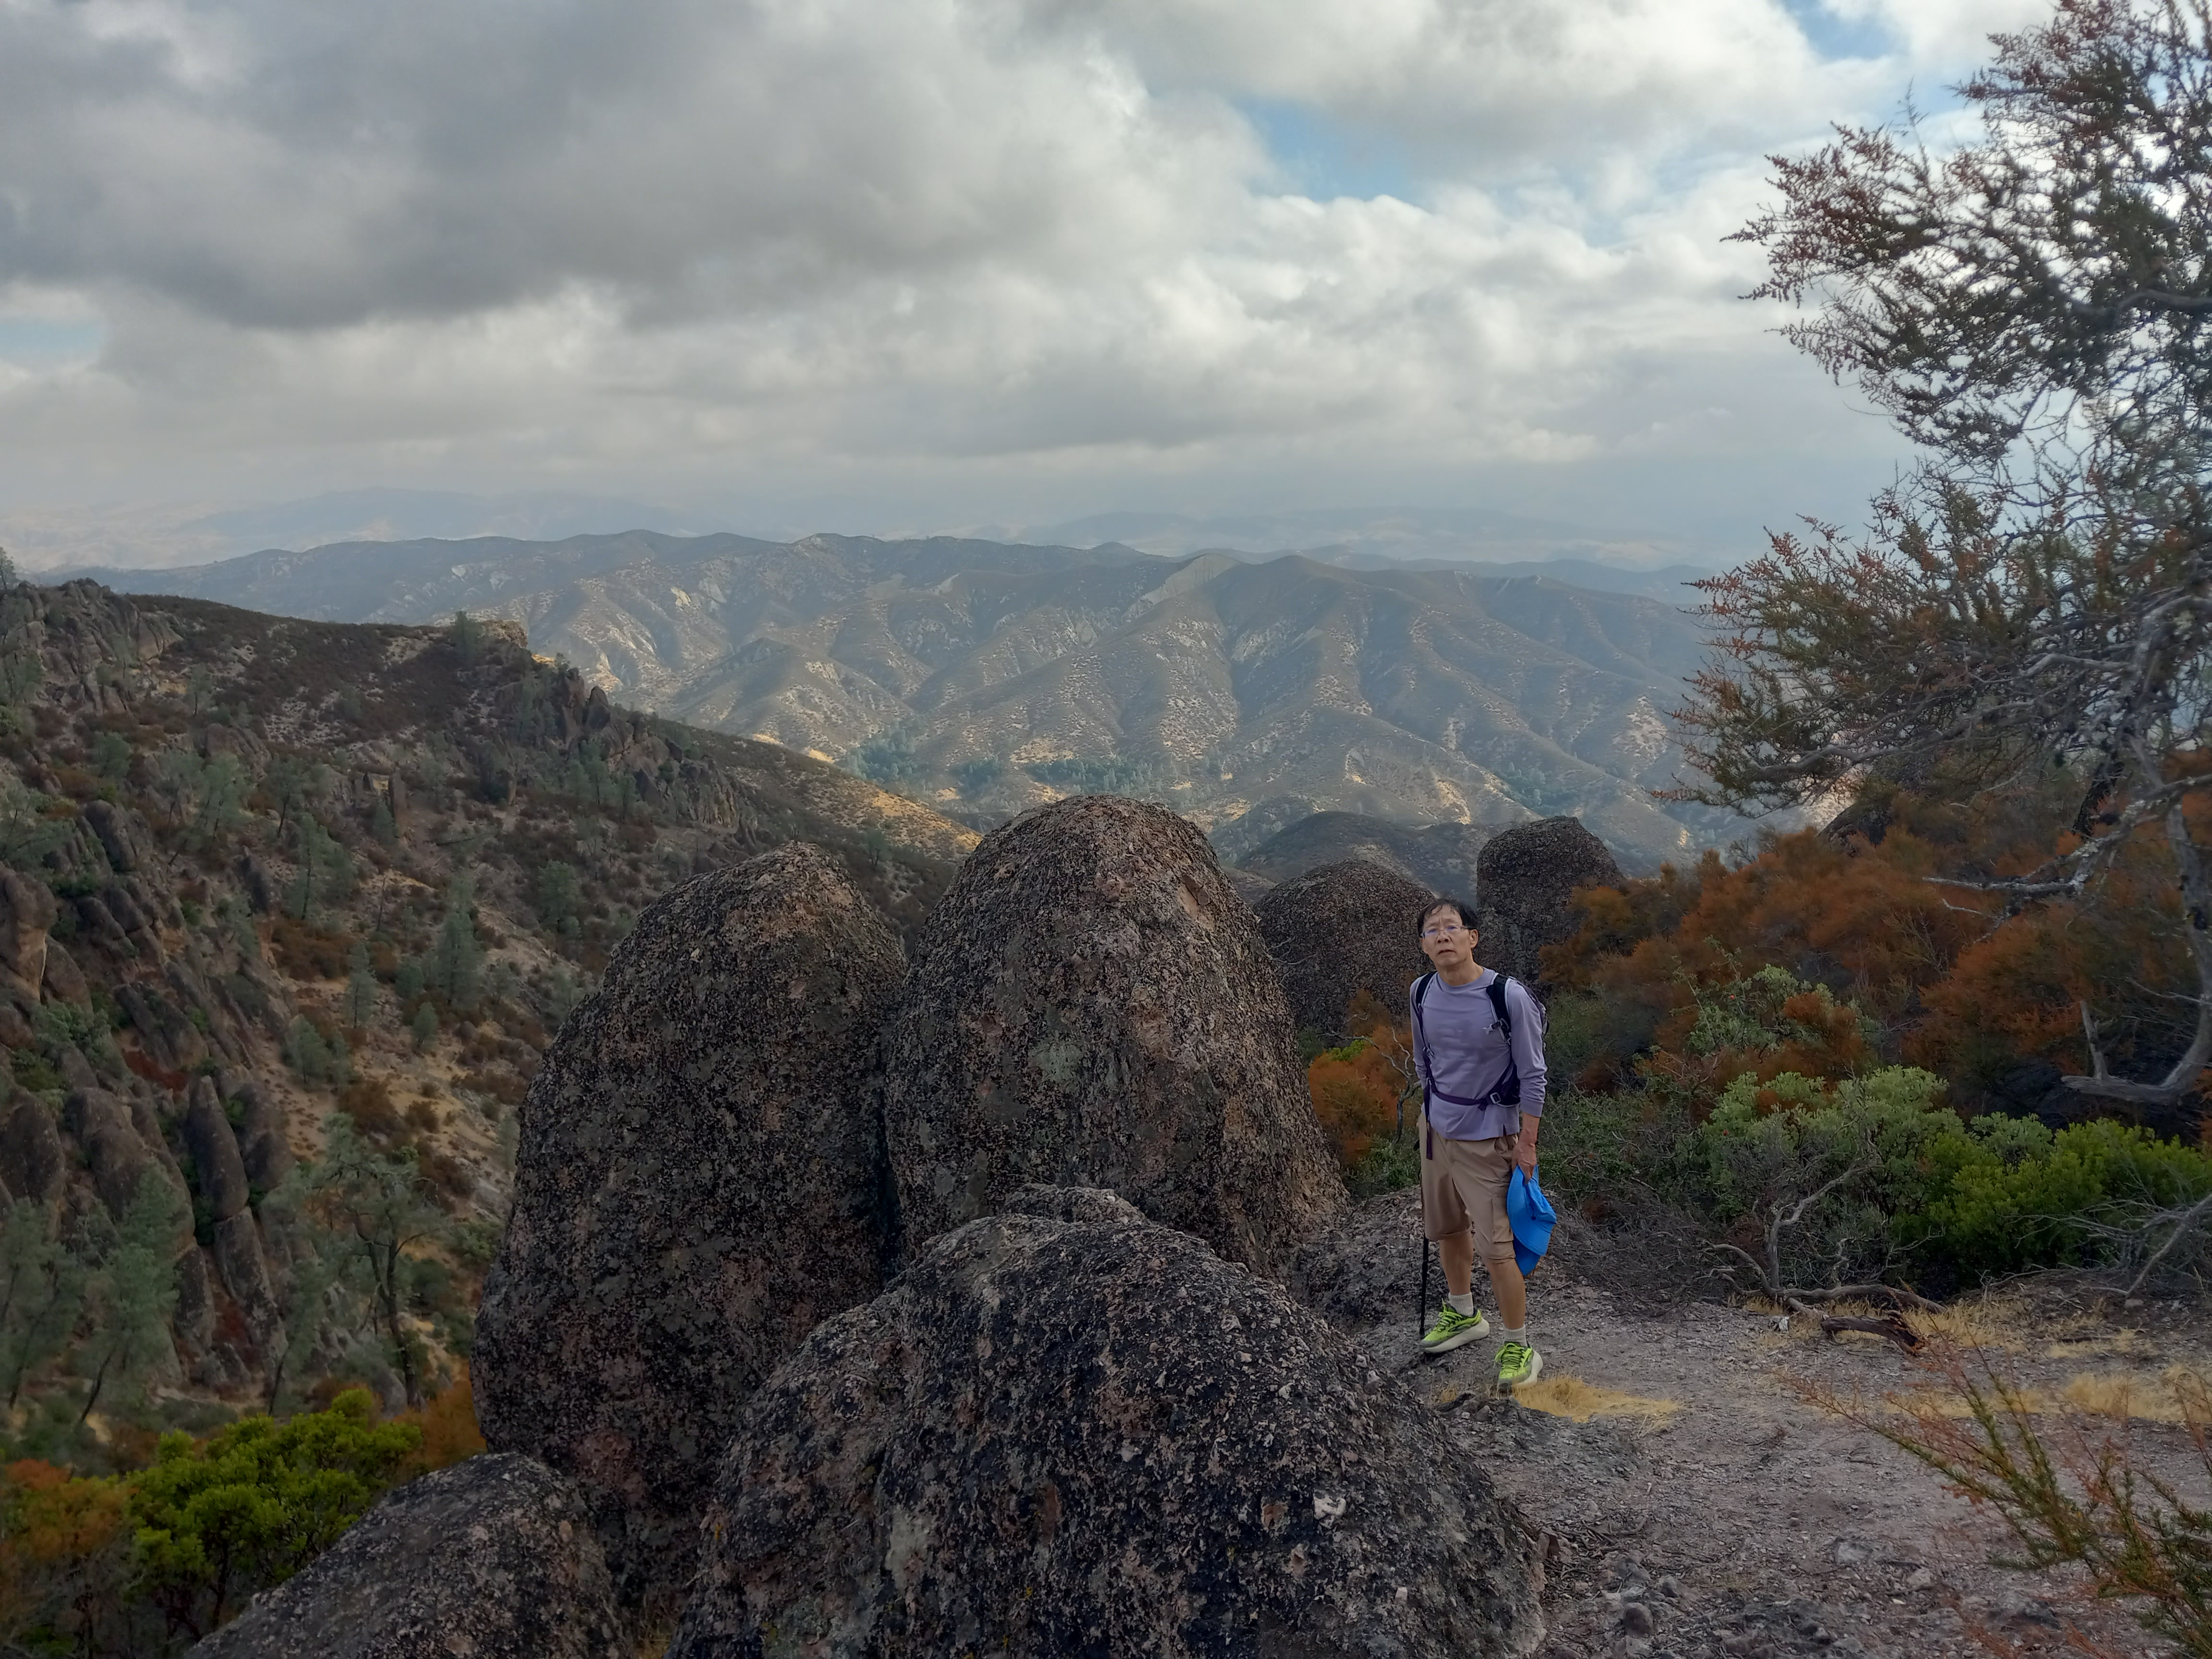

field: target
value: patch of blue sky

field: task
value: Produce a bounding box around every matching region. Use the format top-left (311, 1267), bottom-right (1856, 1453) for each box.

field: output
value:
top-left (1238, 99), bottom-right (1421, 204)
top-left (0, 317), bottom-right (104, 367)
top-left (1775, 0), bottom-right (1895, 62)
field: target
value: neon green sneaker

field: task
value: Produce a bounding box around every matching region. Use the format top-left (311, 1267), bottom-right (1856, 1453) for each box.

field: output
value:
top-left (1496, 1341), bottom-right (1542, 1390)
top-left (1420, 1303), bottom-right (1491, 1357)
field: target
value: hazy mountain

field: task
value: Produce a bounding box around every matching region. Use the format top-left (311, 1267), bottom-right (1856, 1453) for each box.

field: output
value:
top-left (1204, 548), bottom-right (1712, 603)
top-left (177, 489), bottom-right (695, 553)
top-left (82, 530), bottom-right (1735, 866)
top-left (7, 488), bottom-right (698, 573)
top-left (1009, 505), bottom-right (1714, 573)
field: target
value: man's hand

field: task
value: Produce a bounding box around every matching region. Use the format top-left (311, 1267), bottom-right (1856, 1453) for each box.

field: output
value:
top-left (1515, 1122), bottom-right (1539, 1178)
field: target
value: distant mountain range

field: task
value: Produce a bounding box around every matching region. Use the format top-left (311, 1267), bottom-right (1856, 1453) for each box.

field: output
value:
top-left (1232, 811), bottom-right (1496, 894)
top-left (1004, 505), bottom-right (1712, 574)
top-left (70, 529), bottom-right (1743, 867)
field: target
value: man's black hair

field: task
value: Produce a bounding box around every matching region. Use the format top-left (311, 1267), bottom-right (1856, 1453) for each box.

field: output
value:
top-left (1414, 896), bottom-right (1477, 940)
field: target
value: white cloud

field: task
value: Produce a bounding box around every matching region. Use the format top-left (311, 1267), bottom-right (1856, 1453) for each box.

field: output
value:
top-left (0, 0), bottom-right (2059, 548)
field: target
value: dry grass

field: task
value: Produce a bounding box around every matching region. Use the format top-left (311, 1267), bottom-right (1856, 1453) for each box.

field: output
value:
top-left (1516, 1374), bottom-right (1683, 1424)
top-left (1432, 1374), bottom-right (1682, 1423)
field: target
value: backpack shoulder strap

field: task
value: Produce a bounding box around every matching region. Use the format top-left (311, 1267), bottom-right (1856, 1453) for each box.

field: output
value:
top-left (1484, 974), bottom-right (1513, 1040)
top-left (1410, 971), bottom-right (1437, 1069)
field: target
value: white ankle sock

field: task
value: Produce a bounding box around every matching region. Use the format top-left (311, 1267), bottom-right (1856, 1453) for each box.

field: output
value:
top-left (1447, 1291), bottom-right (1475, 1316)
top-left (1499, 1323), bottom-right (1528, 1345)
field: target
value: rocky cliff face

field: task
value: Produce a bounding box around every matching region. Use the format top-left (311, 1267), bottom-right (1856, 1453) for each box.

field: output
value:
top-left (1254, 859), bottom-right (1434, 1040)
top-left (472, 843), bottom-right (906, 1606)
top-left (878, 795), bottom-right (1346, 1275)
top-left (668, 1199), bottom-right (1545, 1659)
top-left (0, 576), bottom-right (975, 1436)
top-left (1472, 816), bottom-right (1625, 987)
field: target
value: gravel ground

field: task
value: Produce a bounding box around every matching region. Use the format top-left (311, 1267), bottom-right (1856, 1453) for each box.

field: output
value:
top-left (1322, 1201), bottom-right (2208, 1657)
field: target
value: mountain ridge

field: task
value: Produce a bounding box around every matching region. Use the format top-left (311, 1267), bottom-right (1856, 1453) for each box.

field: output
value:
top-left (61, 532), bottom-right (1738, 866)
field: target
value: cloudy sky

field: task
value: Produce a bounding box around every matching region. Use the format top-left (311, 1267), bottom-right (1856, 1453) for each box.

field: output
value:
top-left (0, 0), bottom-right (2051, 558)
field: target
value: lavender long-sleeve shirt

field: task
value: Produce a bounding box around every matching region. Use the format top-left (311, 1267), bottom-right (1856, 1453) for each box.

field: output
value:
top-left (1411, 969), bottom-right (1548, 1142)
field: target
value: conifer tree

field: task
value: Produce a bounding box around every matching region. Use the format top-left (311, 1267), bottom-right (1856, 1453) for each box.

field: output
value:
top-left (0, 1199), bottom-right (83, 1408)
top-left (74, 1172), bottom-right (184, 1424)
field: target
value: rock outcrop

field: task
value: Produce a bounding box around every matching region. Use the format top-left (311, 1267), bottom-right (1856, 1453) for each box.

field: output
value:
top-left (62, 1087), bottom-right (163, 1221)
top-left (1472, 816), bottom-right (1624, 987)
top-left (0, 867), bottom-right (54, 1005)
top-left (669, 1201), bottom-right (1544, 1659)
top-left (0, 1091), bottom-right (66, 1207)
top-left (192, 1454), bottom-right (626, 1659)
top-left (472, 842), bottom-right (906, 1606)
top-left (879, 795), bottom-right (1345, 1273)
top-left (182, 1078), bottom-right (251, 1222)
top-left (218, 1070), bottom-right (294, 1190)
top-left (1254, 859), bottom-right (1433, 1039)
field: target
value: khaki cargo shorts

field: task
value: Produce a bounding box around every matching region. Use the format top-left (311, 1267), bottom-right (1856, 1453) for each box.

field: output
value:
top-left (1419, 1114), bottom-right (1518, 1261)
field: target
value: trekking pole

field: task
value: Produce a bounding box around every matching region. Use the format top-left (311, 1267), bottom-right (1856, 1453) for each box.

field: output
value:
top-left (1417, 1232), bottom-right (1430, 1338)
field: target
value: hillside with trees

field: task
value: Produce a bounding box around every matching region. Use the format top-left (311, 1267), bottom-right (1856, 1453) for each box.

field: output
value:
top-left (0, 573), bottom-right (967, 1467)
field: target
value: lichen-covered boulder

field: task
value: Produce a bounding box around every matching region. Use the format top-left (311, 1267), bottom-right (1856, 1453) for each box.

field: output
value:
top-left (1253, 859), bottom-right (1434, 1040)
top-left (1472, 817), bottom-right (1624, 987)
top-left (667, 1204), bottom-right (1544, 1659)
top-left (879, 795), bottom-right (1345, 1274)
top-left (192, 1454), bottom-right (626, 1659)
top-left (472, 842), bottom-right (906, 1606)
top-left (1292, 1187), bottom-right (1426, 1334)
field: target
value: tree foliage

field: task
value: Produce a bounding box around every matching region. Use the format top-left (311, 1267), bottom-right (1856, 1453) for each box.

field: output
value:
top-left (130, 1389), bottom-right (418, 1643)
top-left (1691, 0), bottom-right (2212, 1111)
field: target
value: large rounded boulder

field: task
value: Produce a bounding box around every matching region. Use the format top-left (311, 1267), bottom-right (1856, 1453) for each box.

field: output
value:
top-left (1254, 859), bottom-right (1433, 1040)
top-left (878, 794), bottom-right (1344, 1274)
top-left (193, 1454), bottom-right (625, 1659)
top-left (1472, 816), bottom-right (1624, 987)
top-left (472, 842), bottom-right (906, 1604)
top-left (667, 1200), bottom-right (1544, 1659)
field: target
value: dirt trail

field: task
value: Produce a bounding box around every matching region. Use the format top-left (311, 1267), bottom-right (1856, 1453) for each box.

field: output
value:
top-left (1339, 1218), bottom-right (2211, 1657)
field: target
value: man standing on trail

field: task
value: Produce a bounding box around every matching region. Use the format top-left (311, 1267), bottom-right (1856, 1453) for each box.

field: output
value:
top-left (1411, 897), bottom-right (1547, 1389)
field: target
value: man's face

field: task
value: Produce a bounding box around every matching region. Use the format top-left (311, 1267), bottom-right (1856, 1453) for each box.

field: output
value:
top-left (1420, 910), bottom-right (1476, 970)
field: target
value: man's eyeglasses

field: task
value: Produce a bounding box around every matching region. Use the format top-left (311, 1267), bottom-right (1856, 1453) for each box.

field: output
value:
top-left (1421, 922), bottom-right (1467, 938)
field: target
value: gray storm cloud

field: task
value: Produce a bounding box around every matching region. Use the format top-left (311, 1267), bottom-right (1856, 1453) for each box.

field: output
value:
top-left (0, 0), bottom-right (2049, 529)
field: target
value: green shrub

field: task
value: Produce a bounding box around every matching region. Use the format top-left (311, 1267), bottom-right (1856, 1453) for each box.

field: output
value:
top-left (131, 1389), bottom-right (420, 1642)
top-left (1563, 1063), bottom-right (2212, 1289)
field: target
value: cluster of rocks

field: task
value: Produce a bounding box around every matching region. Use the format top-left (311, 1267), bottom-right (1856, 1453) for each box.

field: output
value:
top-left (229, 798), bottom-right (1628, 1655)
top-left (0, 810), bottom-right (297, 1395)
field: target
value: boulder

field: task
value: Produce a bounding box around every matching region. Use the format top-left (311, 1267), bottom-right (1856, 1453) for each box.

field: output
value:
top-left (472, 842), bottom-right (906, 1606)
top-left (998, 1181), bottom-right (1151, 1226)
top-left (0, 1090), bottom-right (67, 1207)
top-left (879, 795), bottom-right (1345, 1274)
top-left (40, 939), bottom-right (89, 1008)
top-left (0, 868), bottom-right (53, 1000)
top-left (62, 1087), bottom-right (159, 1221)
top-left (668, 1204), bottom-right (1544, 1659)
top-left (82, 800), bottom-right (149, 874)
top-left (219, 1070), bottom-right (294, 1190)
top-left (1291, 1187), bottom-right (1426, 1334)
top-left (1253, 859), bottom-right (1434, 1040)
top-left (1471, 817), bottom-right (1624, 988)
top-left (182, 1076), bottom-right (252, 1222)
top-left (192, 1454), bottom-right (626, 1659)
top-left (212, 1212), bottom-right (280, 1351)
